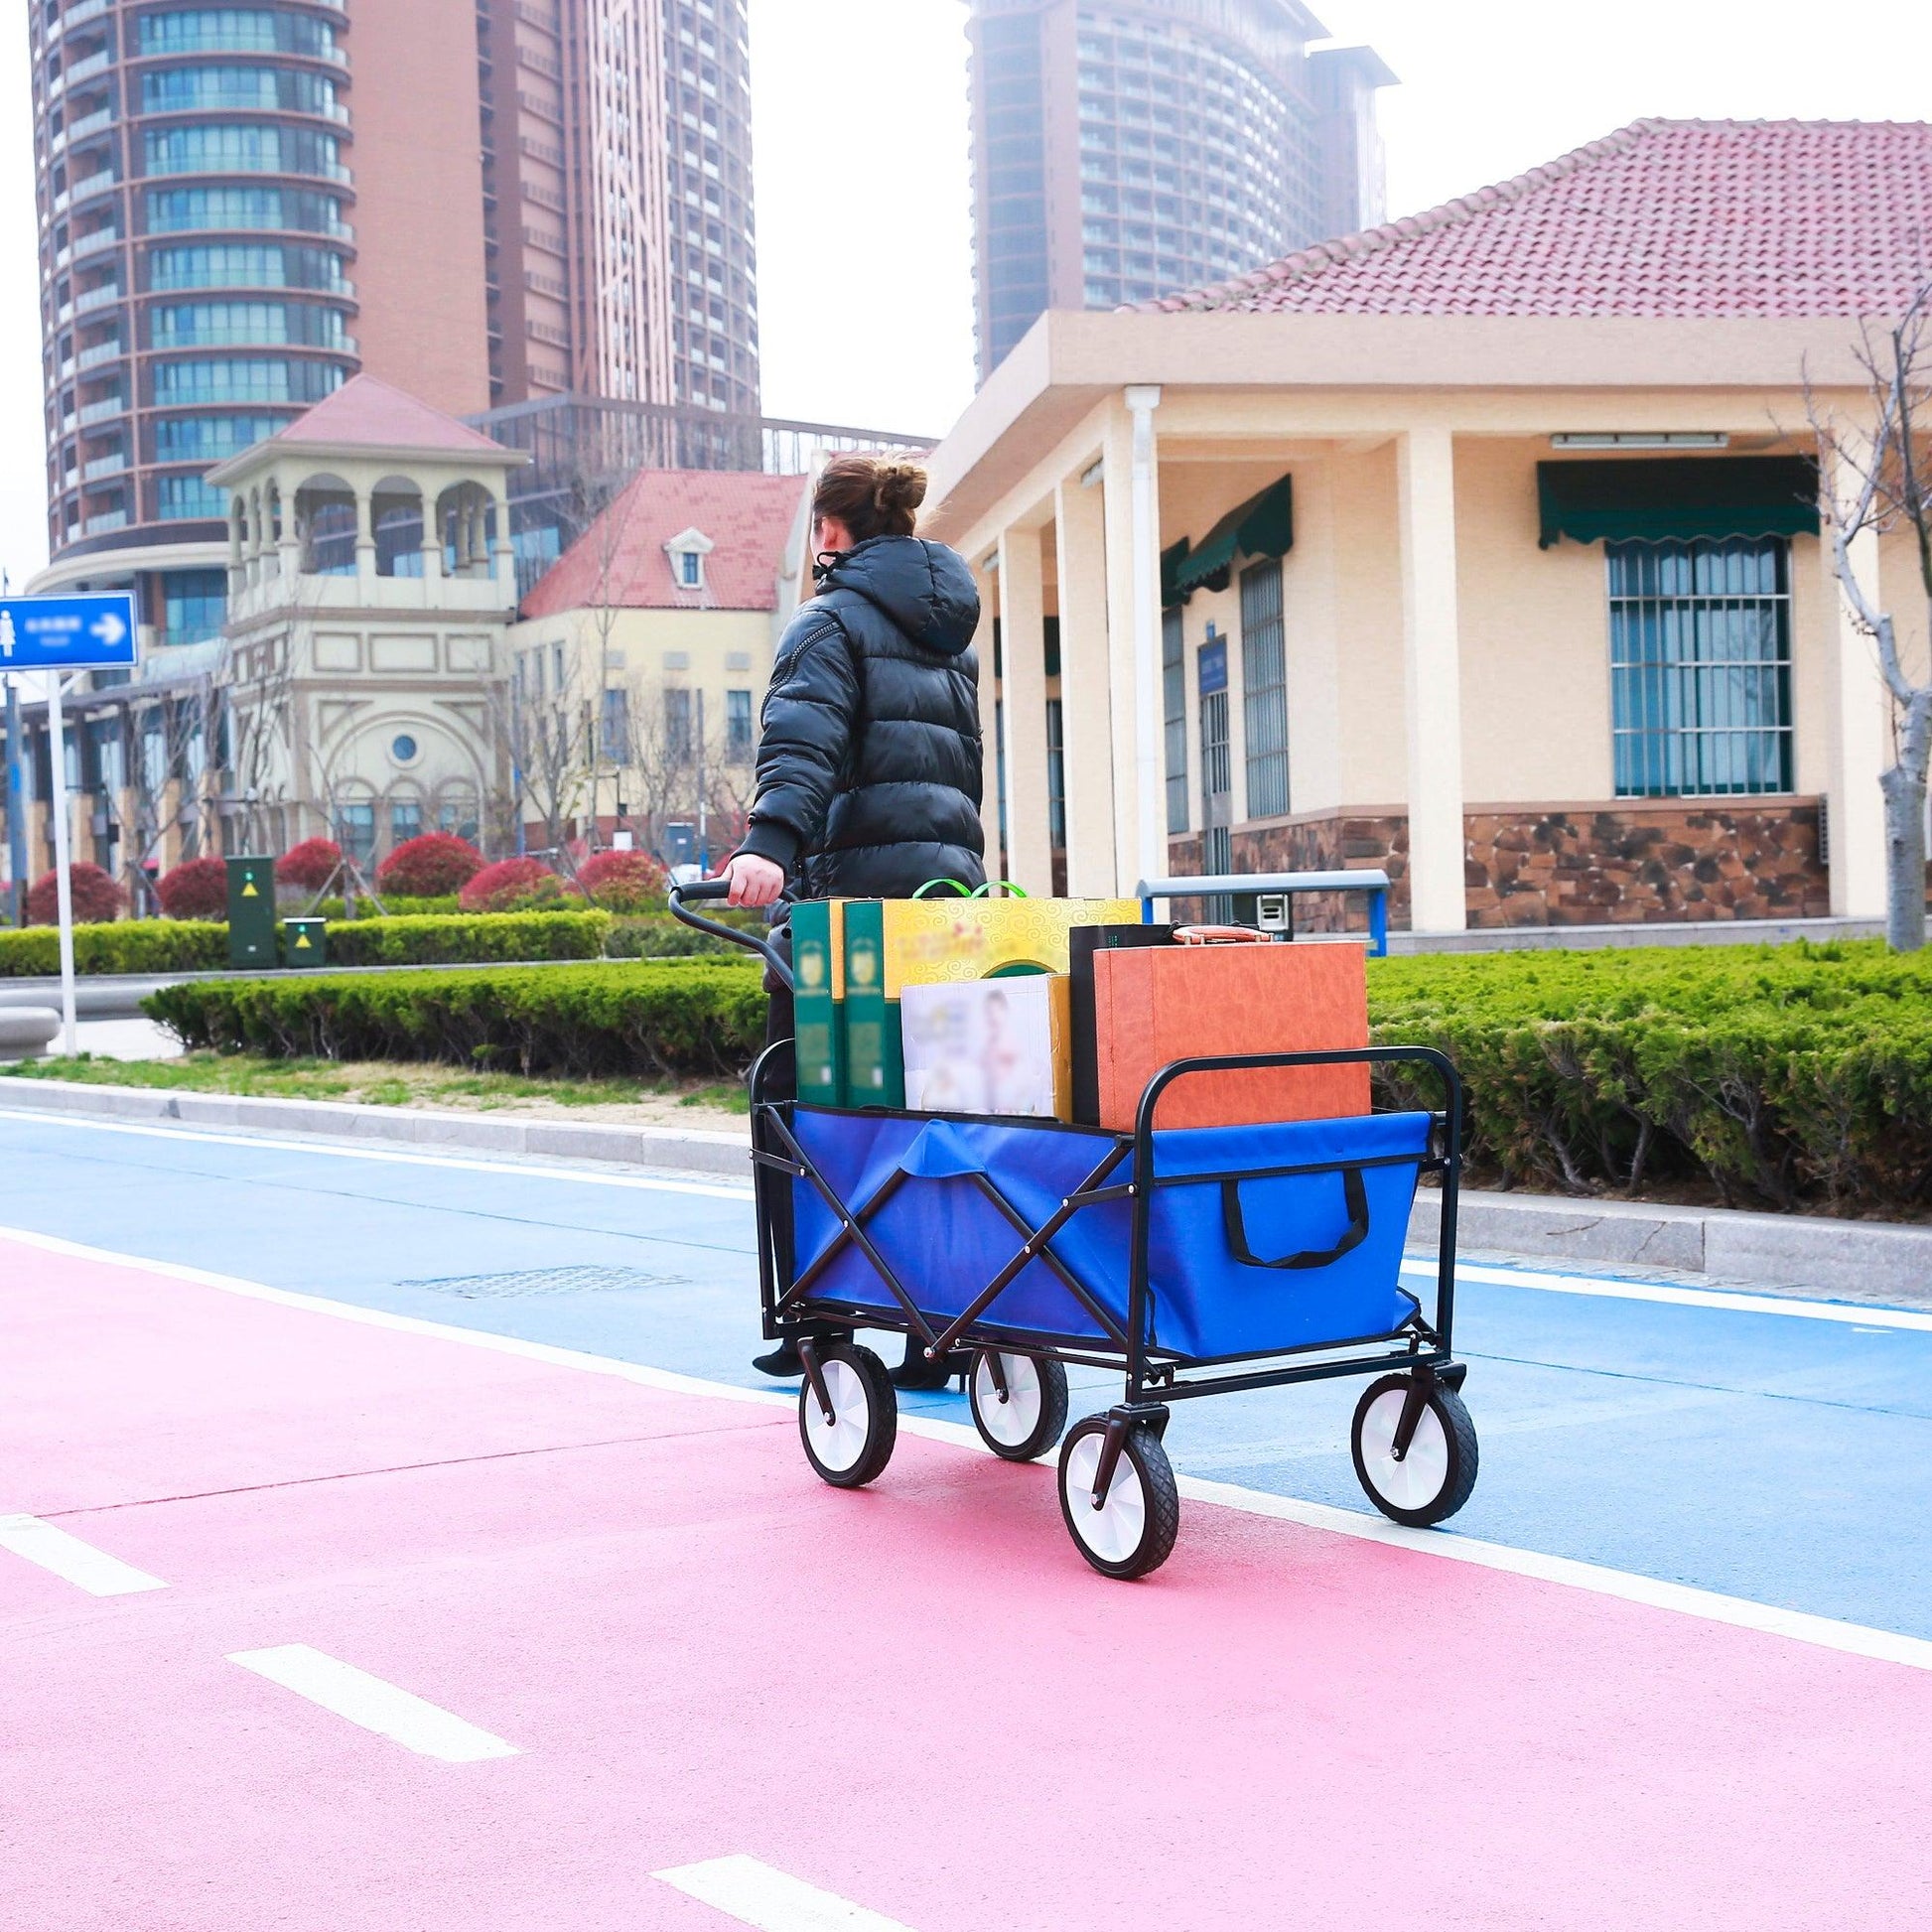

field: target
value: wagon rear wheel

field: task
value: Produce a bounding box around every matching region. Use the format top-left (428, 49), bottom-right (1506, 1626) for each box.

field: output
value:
top-left (969, 1349), bottom-right (1069, 1462)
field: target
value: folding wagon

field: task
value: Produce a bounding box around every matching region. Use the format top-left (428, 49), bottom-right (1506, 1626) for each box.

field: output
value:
top-left (673, 883), bottom-right (1478, 1580)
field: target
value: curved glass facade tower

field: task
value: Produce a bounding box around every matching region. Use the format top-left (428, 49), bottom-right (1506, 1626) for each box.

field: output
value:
top-left (35, 0), bottom-right (359, 574)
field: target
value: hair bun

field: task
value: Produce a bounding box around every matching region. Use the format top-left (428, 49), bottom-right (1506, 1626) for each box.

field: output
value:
top-left (873, 463), bottom-right (927, 516)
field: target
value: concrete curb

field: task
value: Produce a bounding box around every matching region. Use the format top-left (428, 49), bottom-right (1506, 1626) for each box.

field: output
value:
top-left (0, 1075), bottom-right (752, 1178)
top-left (2, 1076), bottom-right (1927, 1304)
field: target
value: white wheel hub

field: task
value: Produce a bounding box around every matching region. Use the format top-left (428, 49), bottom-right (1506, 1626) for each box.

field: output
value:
top-left (974, 1353), bottom-right (1042, 1448)
top-left (805, 1358), bottom-right (871, 1473)
top-left (1062, 1432), bottom-right (1146, 1565)
top-left (1357, 1388), bottom-right (1449, 1512)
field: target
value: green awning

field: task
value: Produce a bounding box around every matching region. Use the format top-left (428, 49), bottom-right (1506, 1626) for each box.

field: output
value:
top-left (1173, 475), bottom-right (1294, 596)
top-left (1537, 456), bottom-right (1819, 549)
top-left (1160, 537), bottom-right (1191, 610)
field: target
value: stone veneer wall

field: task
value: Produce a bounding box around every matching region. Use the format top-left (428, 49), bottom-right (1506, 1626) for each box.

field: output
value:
top-left (1165, 797), bottom-right (1849, 931)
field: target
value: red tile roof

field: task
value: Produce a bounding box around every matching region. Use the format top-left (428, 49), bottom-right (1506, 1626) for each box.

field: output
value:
top-left (267, 373), bottom-right (515, 456)
top-left (521, 469), bottom-right (808, 617)
top-left (1136, 119), bottom-right (1932, 319)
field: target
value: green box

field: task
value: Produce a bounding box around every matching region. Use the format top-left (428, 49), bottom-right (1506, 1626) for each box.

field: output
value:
top-left (225, 855), bottom-right (278, 970)
top-left (789, 899), bottom-right (844, 1107)
top-left (838, 900), bottom-right (903, 1109)
top-left (282, 917), bottom-right (328, 968)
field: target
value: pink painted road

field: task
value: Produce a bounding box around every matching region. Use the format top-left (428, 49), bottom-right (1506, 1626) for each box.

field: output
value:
top-left (4, 1232), bottom-right (1927, 1931)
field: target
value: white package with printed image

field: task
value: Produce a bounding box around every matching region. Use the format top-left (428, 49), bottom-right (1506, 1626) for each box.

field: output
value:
top-left (899, 975), bottom-right (1071, 1121)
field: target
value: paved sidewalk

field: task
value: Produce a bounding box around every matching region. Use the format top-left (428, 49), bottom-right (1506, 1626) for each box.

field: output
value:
top-left (5, 1233), bottom-right (1928, 1930)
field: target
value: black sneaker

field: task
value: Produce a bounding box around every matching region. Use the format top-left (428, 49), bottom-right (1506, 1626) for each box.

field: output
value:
top-left (752, 1341), bottom-right (805, 1378)
top-left (890, 1340), bottom-right (961, 1392)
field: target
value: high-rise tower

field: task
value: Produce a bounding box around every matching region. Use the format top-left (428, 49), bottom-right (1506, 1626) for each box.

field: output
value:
top-left (966, 0), bottom-right (1393, 380)
top-left (29, 0), bottom-right (761, 643)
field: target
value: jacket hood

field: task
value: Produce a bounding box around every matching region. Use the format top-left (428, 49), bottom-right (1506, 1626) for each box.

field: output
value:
top-left (820, 535), bottom-right (979, 656)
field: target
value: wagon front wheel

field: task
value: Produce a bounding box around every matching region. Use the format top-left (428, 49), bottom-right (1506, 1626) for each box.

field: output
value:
top-left (798, 1342), bottom-right (897, 1489)
top-left (1350, 1372), bottom-right (1478, 1527)
top-left (969, 1349), bottom-right (1069, 1461)
top-left (1058, 1415), bottom-right (1179, 1580)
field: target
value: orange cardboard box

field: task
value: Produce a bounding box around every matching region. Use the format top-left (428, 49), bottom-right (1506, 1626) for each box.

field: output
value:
top-left (1093, 942), bottom-right (1370, 1130)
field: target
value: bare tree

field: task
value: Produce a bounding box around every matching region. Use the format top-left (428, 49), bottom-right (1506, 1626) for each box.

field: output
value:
top-left (618, 674), bottom-right (754, 864)
top-left (1810, 284), bottom-right (1932, 952)
top-left (212, 624), bottom-right (297, 856)
top-left (489, 636), bottom-right (598, 852)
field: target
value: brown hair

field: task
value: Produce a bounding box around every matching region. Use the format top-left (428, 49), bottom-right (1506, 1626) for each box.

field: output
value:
top-left (813, 452), bottom-right (927, 546)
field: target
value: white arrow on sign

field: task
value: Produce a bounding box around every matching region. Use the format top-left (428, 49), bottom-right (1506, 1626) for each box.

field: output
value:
top-left (89, 613), bottom-right (128, 648)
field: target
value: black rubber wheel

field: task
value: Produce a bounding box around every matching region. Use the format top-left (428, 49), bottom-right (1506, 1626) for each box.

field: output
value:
top-left (968, 1350), bottom-right (1070, 1462)
top-left (1057, 1415), bottom-right (1180, 1580)
top-left (798, 1342), bottom-right (897, 1489)
top-left (1350, 1372), bottom-right (1478, 1527)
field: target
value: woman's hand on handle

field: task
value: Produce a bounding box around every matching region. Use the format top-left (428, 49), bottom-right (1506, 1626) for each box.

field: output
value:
top-left (718, 852), bottom-right (785, 908)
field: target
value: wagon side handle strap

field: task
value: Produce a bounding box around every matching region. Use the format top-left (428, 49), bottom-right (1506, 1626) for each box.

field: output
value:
top-left (1221, 1166), bottom-right (1368, 1271)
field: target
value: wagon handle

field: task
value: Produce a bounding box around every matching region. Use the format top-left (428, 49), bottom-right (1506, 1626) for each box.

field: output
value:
top-left (667, 879), bottom-right (794, 989)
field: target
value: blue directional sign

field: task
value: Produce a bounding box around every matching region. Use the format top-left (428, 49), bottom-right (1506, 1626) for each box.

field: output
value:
top-left (0, 593), bottom-right (140, 671)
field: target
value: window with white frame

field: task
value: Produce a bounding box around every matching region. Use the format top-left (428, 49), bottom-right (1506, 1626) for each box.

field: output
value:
top-left (664, 526), bottom-right (713, 592)
top-left (1239, 559), bottom-right (1288, 819)
top-left (1609, 537), bottom-right (1794, 797)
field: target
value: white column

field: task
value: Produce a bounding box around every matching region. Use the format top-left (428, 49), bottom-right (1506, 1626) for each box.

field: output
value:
top-left (1053, 467), bottom-right (1117, 896)
top-left (354, 487), bottom-right (377, 590)
top-left (1127, 385), bottom-right (1166, 893)
top-left (491, 489), bottom-right (516, 592)
top-left (1397, 427), bottom-right (1468, 933)
top-left (1102, 387), bottom-right (1166, 891)
top-left (997, 524), bottom-right (1053, 895)
top-left (1824, 515), bottom-right (1890, 917)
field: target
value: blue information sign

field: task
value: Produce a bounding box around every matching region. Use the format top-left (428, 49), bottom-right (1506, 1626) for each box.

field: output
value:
top-left (1198, 636), bottom-right (1228, 695)
top-left (0, 593), bottom-right (140, 671)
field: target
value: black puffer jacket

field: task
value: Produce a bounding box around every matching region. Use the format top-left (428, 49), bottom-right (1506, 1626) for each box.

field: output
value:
top-left (740, 534), bottom-right (986, 904)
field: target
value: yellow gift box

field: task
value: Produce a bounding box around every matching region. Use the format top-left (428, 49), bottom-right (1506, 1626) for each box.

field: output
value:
top-left (874, 897), bottom-right (1142, 996)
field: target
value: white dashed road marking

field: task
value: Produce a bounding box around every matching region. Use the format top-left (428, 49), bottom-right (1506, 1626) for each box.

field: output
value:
top-left (0, 1513), bottom-right (168, 1595)
top-left (654, 1856), bottom-right (916, 1931)
top-left (227, 1645), bottom-right (520, 1762)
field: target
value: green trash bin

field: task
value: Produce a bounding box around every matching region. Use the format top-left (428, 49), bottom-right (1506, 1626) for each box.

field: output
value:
top-left (282, 917), bottom-right (327, 968)
top-left (225, 856), bottom-right (277, 970)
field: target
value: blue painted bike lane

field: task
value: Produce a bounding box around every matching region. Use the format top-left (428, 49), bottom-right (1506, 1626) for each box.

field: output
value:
top-left (4, 1106), bottom-right (1927, 1640)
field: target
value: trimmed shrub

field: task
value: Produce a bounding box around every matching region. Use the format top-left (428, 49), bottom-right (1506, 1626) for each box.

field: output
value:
top-left (27, 863), bottom-right (123, 925)
top-left (155, 857), bottom-right (229, 920)
top-left (309, 895), bottom-right (464, 920)
top-left (377, 833), bottom-right (485, 898)
top-left (605, 908), bottom-right (771, 959)
top-left (145, 959), bottom-right (764, 1078)
top-left (277, 839), bottom-right (341, 891)
top-left (1366, 940), bottom-right (1932, 1215)
top-left (327, 911), bottom-right (611, 967)
top-left (576, 848), bottom-right (668, 912)
top-left (0, 919), bottom-right (226, 977)
top-left (459, 856), bottom-right (568, 913)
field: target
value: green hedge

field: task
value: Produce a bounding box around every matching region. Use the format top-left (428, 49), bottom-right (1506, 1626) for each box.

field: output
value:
top-left (0, 920), bottom-right (227, 978)
top-left (326, 911), bottom-right (611, 967)
top-left (1366, 941), bottom-right (1932, 1214)
top-left (308, 895), bottom-right (463, 920)
top-left (145, 959), bottom-right (764, 1079)
top-left (605, 908), bottom-right (771, 960)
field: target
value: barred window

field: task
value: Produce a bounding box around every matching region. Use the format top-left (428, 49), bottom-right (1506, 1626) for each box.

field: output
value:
top-left (1239, 559), bottom-right (1288, 819)
top-left (1609, 538), bottom-right (1793, 797)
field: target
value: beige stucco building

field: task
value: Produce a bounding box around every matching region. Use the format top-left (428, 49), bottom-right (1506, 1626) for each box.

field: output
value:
top-left (922, 119), bottom-right (1932, 932)
top-left (205, 374), bottom-right (525, 865)
top-left (508, 466), bottom-right (808, 861)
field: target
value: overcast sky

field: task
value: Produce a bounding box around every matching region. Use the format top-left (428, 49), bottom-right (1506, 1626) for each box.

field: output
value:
top-left (3, 0), bottom-right (1929, 588)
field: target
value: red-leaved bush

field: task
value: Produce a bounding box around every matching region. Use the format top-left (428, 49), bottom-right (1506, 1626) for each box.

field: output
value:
top-left (276, 838), bottom-right (341, 892)
top-left (458, 856), bottom-right (567, 913)
top-left (575, 848), bottom-right (668, 912)
top-left (377, 833), bottom-right (485, 897)
top-left (154, 856), bottom-right (229, 920)
top-left (27, 863), bottom-right (124, 925)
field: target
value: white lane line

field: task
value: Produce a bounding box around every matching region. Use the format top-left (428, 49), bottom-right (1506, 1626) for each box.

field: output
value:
top-left (1401, 1257), bottom-right (1932, 1330)
top-left (0, 1512), bottom-right (168, 1595)
top-left (227, 1644), bottom-right (519, 1762)
top-left (654, 1856), bottom-right (913, 1931)
top-left (11, 1105), bottom-right (1925, 1327)
top-left (0, 1107), bottom-right (754, 1202)
top-left (8, 1225), bottom-right (1931, 1675)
